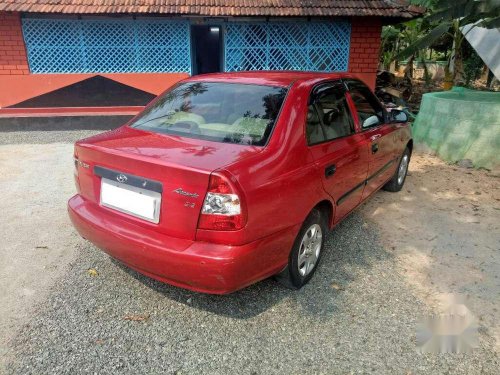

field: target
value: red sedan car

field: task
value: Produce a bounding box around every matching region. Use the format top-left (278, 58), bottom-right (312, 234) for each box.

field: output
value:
top-left (68, 71), bottom-right (412, 294)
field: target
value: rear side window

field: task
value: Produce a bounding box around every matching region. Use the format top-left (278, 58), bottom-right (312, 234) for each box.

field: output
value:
top-left (306, 83), bottom-right (354, 145)
top-left (348, 83), bottom-right (384, 129)
top-left (130, 82), bottom-right (288, 146)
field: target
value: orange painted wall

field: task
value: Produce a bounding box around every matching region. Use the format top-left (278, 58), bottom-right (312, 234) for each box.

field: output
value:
top-left (0, 73), bottom-right (189, 108)
top-left (104, 73), bottom-right (189, 96)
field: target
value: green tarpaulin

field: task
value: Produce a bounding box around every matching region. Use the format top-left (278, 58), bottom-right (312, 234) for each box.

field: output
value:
top-left (412, 87), bottom-right (500, 169)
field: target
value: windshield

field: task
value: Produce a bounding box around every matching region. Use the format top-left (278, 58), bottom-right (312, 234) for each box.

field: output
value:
top-left (130, 82), bottom-right (288, 146)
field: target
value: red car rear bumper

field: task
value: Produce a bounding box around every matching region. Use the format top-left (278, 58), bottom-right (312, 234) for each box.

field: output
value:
top-left (68, 195), bottom-right (297, 294)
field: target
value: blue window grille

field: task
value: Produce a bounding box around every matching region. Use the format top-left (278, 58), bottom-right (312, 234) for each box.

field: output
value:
top-left (224, 21), bottom-right (351, 72)
top-left (22, 18), bottom-right (191, 74)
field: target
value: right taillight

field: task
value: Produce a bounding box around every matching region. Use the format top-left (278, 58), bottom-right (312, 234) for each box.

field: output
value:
top-left (198, 173), bottom-right (246, 231)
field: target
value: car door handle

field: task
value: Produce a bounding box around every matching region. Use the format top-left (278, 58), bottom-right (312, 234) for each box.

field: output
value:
top-left (372, 143), bottom-right (379, 154)
top-left (370, 134), bottom-right (382, 141)
top-left (325, 164), bottom-right (336, 178)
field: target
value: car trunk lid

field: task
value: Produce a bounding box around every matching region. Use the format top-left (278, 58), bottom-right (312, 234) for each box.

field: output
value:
top-left (74, 126), bottom-right (261, 240)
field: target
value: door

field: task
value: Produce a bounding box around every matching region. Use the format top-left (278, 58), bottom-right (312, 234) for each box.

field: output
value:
top-left (191, 25), bottom-right (222, 74)
top-left (306, 81), bottom-right (370, 223)
top-left (345, 80), bottom-right (397, 199)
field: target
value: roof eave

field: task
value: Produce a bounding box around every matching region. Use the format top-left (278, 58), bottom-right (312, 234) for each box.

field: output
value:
top-left (0, 4), bottom-right (427, 19)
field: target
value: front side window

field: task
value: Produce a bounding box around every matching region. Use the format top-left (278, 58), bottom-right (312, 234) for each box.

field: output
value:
top-left (348, 84), bottom-right (384, 129)
top-left (306, 83), bottom-right (354, 145)
top-left (130, 82), bottom-right (288, 146)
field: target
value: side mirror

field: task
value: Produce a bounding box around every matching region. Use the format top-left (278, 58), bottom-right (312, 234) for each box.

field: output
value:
top-left (390, 109), bottom-right (408, 123)
top-left (362, 115), bottom-right (380, 128)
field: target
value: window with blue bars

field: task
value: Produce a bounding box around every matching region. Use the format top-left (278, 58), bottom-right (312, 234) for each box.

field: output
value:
top-left (22, 18), bottom-right (191, 74)
top-left (224, 21), bottom-right (351, 72)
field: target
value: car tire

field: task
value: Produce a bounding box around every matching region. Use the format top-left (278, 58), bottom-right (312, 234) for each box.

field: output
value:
top-left (275, 208), bottom-right (327, 289)
top-left (383, 147), bottom-right (411, 192)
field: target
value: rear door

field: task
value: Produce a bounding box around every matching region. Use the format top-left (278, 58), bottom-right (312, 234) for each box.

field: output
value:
top-left (306, 81), bottom-right (369, 222)
top-left (345, 80), bottom-right (397, 199)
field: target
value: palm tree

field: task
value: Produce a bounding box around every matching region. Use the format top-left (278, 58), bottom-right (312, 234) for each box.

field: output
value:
top-left (397, 0), bottom-right (500, 85)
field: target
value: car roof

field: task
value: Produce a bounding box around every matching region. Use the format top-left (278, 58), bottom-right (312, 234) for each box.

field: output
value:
top-left (185, 71), bottom-right (357, 88)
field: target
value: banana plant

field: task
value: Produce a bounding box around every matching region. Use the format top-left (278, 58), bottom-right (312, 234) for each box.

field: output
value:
top-left (396, 0), bottom-right (500, 85)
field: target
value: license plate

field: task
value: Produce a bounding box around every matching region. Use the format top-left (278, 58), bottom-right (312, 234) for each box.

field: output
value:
top-left (100, 178), bottom-right (161, 223)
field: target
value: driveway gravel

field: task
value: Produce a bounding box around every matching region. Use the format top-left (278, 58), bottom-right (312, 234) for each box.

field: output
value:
top-left (0, 130), bottom-right (101, 373)
top-left (1, 127), bottom-right (499, 374)
top-left (0, 129), bottom-right (108, 145)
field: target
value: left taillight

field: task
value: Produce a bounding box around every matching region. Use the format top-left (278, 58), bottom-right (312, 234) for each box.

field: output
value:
top-left (197, 173), bottom-right (246, 231)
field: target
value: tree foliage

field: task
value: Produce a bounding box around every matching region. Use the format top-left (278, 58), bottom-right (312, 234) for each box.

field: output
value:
top-left (397, 0), bottom-right (500, 61)
top-left (385, 0), bottom-right (499, 85)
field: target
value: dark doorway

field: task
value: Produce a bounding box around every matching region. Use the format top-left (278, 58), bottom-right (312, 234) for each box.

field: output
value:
top-left (191, 25), bottom-right (222, 75)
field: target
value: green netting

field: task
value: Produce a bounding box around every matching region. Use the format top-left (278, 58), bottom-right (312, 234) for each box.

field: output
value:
top-left (412, 87), bottom-right (500, 169)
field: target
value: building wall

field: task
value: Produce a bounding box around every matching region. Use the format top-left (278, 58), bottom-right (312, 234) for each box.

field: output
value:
top-left (0, 12), bottom-right (29, 75)
top-left (0, 12), bottom-right (189, 109)
top-left (348, 17), bottom-right (382, 90)
top-left (0, 12), bottom-right (382, 110)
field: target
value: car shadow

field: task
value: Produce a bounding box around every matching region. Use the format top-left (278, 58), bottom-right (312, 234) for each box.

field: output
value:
top-left (112, 210), bottom-right (392, 320)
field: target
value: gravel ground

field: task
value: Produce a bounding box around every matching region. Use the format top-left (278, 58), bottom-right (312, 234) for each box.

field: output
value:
top-left (0, 130), bottom-right (108, 145)
top-left (1, 128), bottom-right (499, 374)
top-left (0, 130), bottom-right (100, 372)
top-left (6, 215), bottom-right (499, 374)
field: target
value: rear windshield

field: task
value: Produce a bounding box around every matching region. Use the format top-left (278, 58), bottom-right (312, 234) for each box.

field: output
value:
top-left (130, 82), bottom-right (288, 146)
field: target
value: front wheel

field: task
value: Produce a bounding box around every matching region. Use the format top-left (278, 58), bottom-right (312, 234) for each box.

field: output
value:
top-left (275, 208), bottom-right (327, 289)
top-left (383, 147), bottom-right (411, 192)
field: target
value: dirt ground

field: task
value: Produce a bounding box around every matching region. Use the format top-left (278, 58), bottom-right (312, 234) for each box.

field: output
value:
top-left (363, 149), bottom-right (500, 351)
top-left (0, 135), bottom-right (499, 372)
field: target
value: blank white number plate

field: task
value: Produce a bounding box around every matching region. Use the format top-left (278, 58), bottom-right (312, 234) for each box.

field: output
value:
top-left (100, 178), bottom-right (161, 223)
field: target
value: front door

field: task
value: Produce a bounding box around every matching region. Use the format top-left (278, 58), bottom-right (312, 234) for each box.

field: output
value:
top-left (191, 25), bottom-right (222, 75)
top-left (345, 80), bottom-right (397, 199)
top-left (306, 81), bottom-right (370, 223)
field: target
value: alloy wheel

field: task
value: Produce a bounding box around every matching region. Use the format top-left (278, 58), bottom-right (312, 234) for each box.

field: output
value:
top-left (298, 224), bottom-right (322, 276)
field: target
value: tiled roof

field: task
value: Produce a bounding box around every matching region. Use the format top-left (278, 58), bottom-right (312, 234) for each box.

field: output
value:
top-left (0, 1), bottom-right (424, 18)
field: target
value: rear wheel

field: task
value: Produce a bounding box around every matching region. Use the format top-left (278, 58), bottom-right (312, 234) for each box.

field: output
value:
top-left (383, 147), bottom-right (410, 192)
top-left (275, 208), bottom-right (327, 289)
